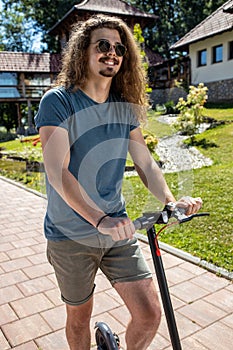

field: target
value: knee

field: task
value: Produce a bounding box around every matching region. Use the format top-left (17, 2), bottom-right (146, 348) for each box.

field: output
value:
top-left (145, 301), bottom-right (162, 327)
top-left (134, 301), bottom-right (162, 330)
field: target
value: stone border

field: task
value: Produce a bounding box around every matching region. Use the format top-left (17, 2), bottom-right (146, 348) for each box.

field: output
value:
top-left (1, 175), bottom-right (232, 281)
top-left (135, 232), bottom-right (233, 281)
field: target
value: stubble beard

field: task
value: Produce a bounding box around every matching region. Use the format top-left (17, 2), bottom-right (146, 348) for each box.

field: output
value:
top-left (99, 67), bottom-right (117, 78)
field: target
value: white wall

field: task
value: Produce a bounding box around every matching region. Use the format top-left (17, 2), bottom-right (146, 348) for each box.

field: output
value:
top-left (190, 31), bottom-right (233, 84)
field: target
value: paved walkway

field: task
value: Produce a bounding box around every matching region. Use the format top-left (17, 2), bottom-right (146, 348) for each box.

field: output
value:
top-left (0, 177), bottom-right (232, 350)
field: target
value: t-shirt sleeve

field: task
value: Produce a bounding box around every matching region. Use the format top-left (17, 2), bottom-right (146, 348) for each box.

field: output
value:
top-left (34, 88), bottom-right (74, 130)
top-left (128, 105), bottom-right (140, 131)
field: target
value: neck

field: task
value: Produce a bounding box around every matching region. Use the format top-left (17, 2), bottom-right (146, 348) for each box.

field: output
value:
top-left (81, 78), bottom-right (112, 103)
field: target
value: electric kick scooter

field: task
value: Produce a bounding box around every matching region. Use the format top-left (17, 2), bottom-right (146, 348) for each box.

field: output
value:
top-left (95, 203), bottom-right (209, 350)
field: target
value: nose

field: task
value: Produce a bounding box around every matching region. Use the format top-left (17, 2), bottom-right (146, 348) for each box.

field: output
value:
top-left (107, 44), bottom-right (117, 55)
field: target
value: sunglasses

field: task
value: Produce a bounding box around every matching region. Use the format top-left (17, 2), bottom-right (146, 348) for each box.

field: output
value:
top-left (92, 39), bottom-right (127, 57)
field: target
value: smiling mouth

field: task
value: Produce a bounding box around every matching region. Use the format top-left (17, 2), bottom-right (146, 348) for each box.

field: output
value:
top-left (99, 57), bottom-right (119, 66)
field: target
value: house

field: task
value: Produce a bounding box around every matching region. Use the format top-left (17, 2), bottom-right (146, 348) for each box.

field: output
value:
top-left (0, 0), bottom-right (159, 133)
top-left (170, 0), bottom-right (233, 102)
top-left (0, 52), bottom-right (61, 133)
top-left (49, 0), bottom-right (157, 50)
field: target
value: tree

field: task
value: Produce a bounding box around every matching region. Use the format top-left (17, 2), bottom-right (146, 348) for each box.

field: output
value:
top-left (0, 0), bottom-right (227, 55)
top-left (0, 0), bottom-right (79, 52)
top-left (0, 1), bottom-right (41, 52)
top-left (128, 0), bottom-right (227, 58)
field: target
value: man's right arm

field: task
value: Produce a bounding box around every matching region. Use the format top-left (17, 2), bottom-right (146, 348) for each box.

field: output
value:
top-left (40, 125), bottom-right (105, 227)
top-left (39, 125), bottom-right (134, 240)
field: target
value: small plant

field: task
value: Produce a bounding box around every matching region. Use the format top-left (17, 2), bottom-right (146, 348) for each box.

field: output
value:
top-left (174, 83), bottom-right (208, 137)
top-left (143, 131), bottom-right (158, 153)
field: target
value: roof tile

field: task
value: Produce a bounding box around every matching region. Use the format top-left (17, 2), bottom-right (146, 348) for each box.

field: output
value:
top-left (171, 0), bottom-right (233, 50)
top-left (0, 52), bottom-right (61, 73)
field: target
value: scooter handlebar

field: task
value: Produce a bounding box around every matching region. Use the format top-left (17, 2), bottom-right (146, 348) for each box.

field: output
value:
top-left (133, 204), bottom-right (209, 231)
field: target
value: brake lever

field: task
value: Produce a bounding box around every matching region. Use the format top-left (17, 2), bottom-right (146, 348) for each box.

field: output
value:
top-left (173, 210), bottom-right (210, 223)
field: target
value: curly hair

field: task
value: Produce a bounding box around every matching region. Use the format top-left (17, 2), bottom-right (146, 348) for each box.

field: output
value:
top-left (55, 14), bottom-right (149, 122)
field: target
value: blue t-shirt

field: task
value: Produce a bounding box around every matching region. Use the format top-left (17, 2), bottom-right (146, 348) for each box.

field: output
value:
top-left (35, 87), bottom-right (139, 241)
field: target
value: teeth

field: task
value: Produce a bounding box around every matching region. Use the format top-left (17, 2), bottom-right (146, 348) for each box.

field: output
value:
top-left (104, 60), bottom-right (115, 66)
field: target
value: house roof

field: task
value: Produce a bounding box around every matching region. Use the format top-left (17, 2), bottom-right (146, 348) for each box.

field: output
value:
top-left (170, 0), bottom-right (233, 51)
top-left (49, 0), bottom-right (157, 35)
top-left (74, 0), bottom-right (156, 18)
top-left (0, 52), bottom-right (61, 73)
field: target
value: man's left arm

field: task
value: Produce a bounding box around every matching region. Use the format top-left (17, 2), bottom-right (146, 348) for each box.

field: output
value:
top-left (129, 127), bottom-right (202, 214)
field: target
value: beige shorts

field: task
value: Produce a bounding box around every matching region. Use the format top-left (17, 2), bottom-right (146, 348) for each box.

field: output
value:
top-left (47, 234), bottom-right (152, 305)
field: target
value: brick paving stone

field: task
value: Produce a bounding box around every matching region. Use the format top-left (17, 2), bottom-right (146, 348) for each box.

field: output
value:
top-left (41, 305), bottom-right (66, 331)
top-left (177, 299), bottom-right (227, 327)
top-left (165, 265), bottom-right (195, 285)
top-left (45, 288), bottom-right (64, 306)
top-left (94, 273), bottom-right (112, 293)
top-left (191, 272), bottom-right (230, 292)
top-left (0, 285), bottom-right (24, 305)
top-left (10, 293), bottom-right (54, 318)
top-left (1, 257), bottom-right (32, 272)
top-left (6, 246), bottom-right (36, 260)
top-left (220, 313), bottom-right (233, 328)
top-left (92, 291), bottom-right (121, 316)
top-left (17, 276), bottom-right (55, 296)
top-left (158, 312), bottom-right (201, 341)
top-left (192, 322), bottom-right (233, 350)
top-left (0, 329), bottom-right (10, 350)
top-left (204, 288), bottom-right (233, 313)
top-left (180, 261), bottom-right (207, 276)
top-left (226, 283), bottom-right (233, 292)
top-left (1, 314), bottom-right (52, 347)
top-left (11, 341), bottom-right (39, 349)
top-left (169, 280), bottom-right (210, 303)
top-left (148, 332), bottom-right (171, 350)
top-left (27, 252), bottom-right (47, 265)
top-left (0, 252), bottom-right (10, 263)
top-left (105, 287), bottom-right (125, 306)
top-left (109, 304), bottom-right (130, 328)
top-left (31, 242), bottom-right (46, 254)
top-left (175, 337), bottom-right (209, 350)
top-left (1, 178), bottom-right (233, 350)
top-left (11, 238), bottom-right (39, 249)
top-left (22, 262), bottom-right (54, 279)
top-left (0, 303), bottom-right (18, 325)
top-left (0, 270), bottom-right (28, 288)
top-left (160, 253), bottom-right (184, 269)
top-left (0, 242), bottom-right (14, 252)
top-left (36, 329), bottom-right (68, 350)
top-left (1, 234), bottom-right (19, 244)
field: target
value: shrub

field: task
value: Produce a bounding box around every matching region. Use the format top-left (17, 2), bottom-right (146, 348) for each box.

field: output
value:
top-left (174, 83), bottom-right (208, 135)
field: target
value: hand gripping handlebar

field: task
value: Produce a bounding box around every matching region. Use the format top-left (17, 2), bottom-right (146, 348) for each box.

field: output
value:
top-left (133, 203), bottom-right (210, 231)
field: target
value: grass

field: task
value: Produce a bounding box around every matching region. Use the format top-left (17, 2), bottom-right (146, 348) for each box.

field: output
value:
top-left (124, 106), bottom-right (233, 272)
top-left (0, 135), bottom-right (45, 193)
top-left (1, 105), bottom-right (233, 272)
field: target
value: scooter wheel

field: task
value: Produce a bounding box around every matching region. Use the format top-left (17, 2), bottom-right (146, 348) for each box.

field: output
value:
top-left (95, 322), bottom-right (120, 349)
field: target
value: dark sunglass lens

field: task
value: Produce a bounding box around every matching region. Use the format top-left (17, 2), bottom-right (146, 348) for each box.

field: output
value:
top-left (98, 40), bottom-right (111, 53)
top-left (115, 44), bottom-right (126, 57)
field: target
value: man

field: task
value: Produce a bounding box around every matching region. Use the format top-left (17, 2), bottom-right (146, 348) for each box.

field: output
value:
top-left (35, 15), bottom-right (202, 350)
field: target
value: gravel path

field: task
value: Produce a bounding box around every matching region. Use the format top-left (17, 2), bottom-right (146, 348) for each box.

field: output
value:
top-left (156, 115), bottom-right (213, 173)
top-left (124, 115), bottom-right (213, 177)
top-left (156, 134), bottom-right (213, 173)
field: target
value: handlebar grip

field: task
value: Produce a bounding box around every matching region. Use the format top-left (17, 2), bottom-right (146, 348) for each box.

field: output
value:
top-left (133, 219), bottom-right (142, 230)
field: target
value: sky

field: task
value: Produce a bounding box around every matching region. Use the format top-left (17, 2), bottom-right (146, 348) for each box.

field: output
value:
top-left (0, 0), bottom-right (45, 52)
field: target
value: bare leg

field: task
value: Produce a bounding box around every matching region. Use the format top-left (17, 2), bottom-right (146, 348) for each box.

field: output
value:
top-left (65, 297), bottom-right (93, 350)
top-left (114, 278), bottom-right (161, 350)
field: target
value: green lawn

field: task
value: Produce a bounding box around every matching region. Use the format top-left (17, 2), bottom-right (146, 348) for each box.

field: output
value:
top-left (124, 107), bottom-right (233, 272)
top-left (1, 106), bottom-right (233, 272)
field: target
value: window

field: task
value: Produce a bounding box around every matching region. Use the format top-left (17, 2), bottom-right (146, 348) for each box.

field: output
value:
top-left (197, 49), bottom-right (207, 66)
top-left (212, 44), bottom-right (223, 63)
top-left (228, 41), bottom-right (233, 60)
top-left (0, 72), bottom-right (18, 86)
